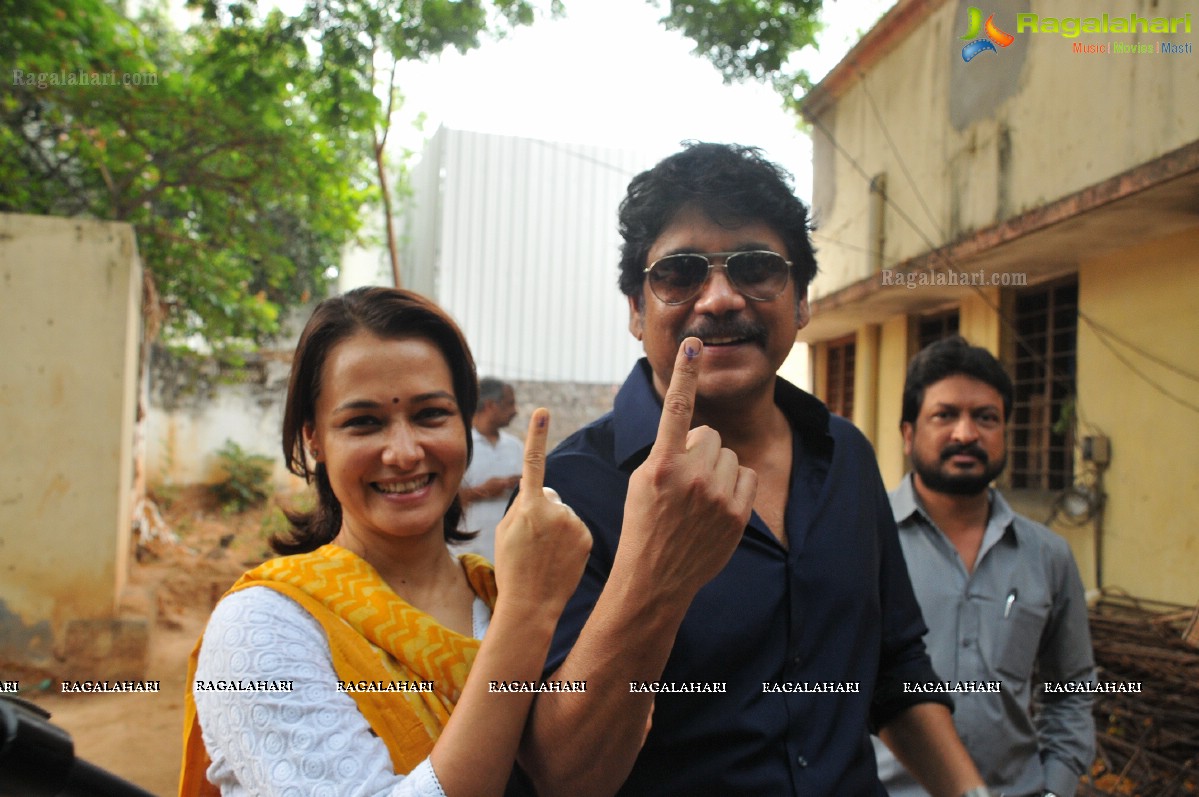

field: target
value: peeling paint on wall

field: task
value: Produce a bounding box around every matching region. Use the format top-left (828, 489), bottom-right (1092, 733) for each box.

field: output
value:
top-left (0, 599), bottom-right (55, 664)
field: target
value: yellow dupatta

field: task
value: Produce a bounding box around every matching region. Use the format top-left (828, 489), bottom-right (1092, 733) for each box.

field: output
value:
top-left (179, 544), bottom-right (496, 797)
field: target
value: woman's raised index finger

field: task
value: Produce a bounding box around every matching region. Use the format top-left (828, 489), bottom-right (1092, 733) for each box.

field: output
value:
top-left (520, 407), bottom-right (550, 495)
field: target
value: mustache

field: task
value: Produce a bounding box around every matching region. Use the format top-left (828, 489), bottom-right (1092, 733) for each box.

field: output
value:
top-left (940, 442), bottom-right (988, 464)
top-left (678, 318), bottom-right (768, 346)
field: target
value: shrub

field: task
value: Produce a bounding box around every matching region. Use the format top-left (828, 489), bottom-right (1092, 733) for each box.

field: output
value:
top-left (210, 440), bottom-right (273, 513)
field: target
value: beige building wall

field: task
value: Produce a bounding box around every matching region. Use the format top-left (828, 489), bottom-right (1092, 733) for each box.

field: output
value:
top-left (1075, 227), bottom-right (1199, 605)
top-left (810, 343), bottom-right (829, 403)
top-left (777, 342), bottom-right (812, 393)
top-left (0, 214), bottom-right (142, 667)
top-left (808, 0), bottom-right (1199, 297)
top-left (959, 288), bottom-right (1003, 352)
top-left (800, 0), bottom-right (1198, 606)
top-left (853, 324), bottom-right (882, 448)
top-left (876, 316), bottom-right (911, 489)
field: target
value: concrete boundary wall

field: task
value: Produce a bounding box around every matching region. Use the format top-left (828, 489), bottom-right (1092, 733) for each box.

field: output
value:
top-left (0, 213), bottom-right (142, 674)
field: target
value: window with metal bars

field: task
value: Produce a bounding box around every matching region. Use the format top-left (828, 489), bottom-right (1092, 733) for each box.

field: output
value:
top-left (916, 310), bottom-right (960, 352)
top-left (1009, 279), bottom-right (1078, 490)
top-left (826, 335), bottom-right (856, 419)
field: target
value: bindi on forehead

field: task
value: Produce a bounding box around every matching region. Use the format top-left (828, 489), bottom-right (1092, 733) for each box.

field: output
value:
top-left (393, 397), bottom-right (400, 404)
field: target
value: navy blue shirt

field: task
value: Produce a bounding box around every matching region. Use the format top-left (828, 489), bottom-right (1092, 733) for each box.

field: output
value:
top-left (541, 360), bottom-right (948, 796)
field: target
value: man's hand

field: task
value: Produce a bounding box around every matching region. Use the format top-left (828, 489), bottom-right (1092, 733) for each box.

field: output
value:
top-left (879, 704), bottom-right (987, 797)
top-left (617, 337), bottom-right (758, 603)
top-left (492, 409), bottom-right (592, 618)
top-left (460, 474), bottom-right (521, 505)
top-left (519, 339), bottom-right (759, 797)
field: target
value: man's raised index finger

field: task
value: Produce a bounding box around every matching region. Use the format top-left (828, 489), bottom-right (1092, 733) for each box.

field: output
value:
top-left (655, 337), bottom-right (702, 451)
top-left (520, 407), bottom-right (550, 495)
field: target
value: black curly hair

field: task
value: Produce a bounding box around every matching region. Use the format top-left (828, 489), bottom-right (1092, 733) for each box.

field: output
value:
top-left (901, 335), bottom-right (1014, 428)
top-left (617, 142), bottom-right (818, 307)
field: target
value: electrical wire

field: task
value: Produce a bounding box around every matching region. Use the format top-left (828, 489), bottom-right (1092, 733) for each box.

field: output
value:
top-left (1079, 311), bottom-right (1199, 383)
top-left (814, 66), bottom-right (1199, 423)
top-left (808, 110), bottom-right (1101, 437)
top-left (1081, 314), bottom-right (1199, 415)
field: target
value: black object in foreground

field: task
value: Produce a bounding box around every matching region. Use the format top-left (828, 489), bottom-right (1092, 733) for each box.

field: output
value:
top-left (0, 695), bottom-right (156, 797)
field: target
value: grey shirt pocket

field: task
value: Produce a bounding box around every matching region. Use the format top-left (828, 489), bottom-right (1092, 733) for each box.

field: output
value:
top-left (993, 602), bottom-right (1048, 682)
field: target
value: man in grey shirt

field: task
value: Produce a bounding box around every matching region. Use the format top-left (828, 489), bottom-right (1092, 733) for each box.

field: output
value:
top-left (873, 336), bottom-right (1095, 797)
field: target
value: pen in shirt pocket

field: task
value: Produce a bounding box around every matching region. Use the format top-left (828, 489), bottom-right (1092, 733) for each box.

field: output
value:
top-left (1003, 589), bottom-right (1018, 618)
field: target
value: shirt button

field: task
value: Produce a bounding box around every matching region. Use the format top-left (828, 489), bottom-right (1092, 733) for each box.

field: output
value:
top-left (961, 639), bottom-right (972, 648)
top-left (796, 756), bottom-right (808, 768)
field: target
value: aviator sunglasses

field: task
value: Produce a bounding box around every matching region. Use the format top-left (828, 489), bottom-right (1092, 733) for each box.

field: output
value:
top-left (643, 250), bottom-right (793, 305)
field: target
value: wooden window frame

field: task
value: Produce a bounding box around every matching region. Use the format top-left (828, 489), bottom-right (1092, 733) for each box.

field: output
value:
top-left (826, 334), bottom-right (856, 420)
top-left (1008, 278), bottom-right (1078, 491)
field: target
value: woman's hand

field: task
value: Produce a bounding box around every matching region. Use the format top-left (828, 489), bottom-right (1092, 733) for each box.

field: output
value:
top-left (492, 409), bottom-right (592, 620)
top-left (434, 410), bottom-right (591, 796)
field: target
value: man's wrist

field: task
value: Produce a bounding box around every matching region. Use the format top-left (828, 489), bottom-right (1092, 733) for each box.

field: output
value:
top-left (958, 788), bottom-right (995, 797)
top-left (957, 785), bottom-right (1060, 797)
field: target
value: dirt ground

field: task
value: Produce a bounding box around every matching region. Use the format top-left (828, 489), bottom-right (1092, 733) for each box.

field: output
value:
top-left (21, 486), bottom-right (295, 795)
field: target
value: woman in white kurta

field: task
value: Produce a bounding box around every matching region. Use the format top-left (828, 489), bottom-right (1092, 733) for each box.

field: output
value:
top-left (180, 287), bottom-right (590, 797)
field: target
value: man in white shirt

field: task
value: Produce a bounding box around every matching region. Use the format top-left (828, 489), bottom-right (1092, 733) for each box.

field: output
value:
top-left (458, 378), bottom-right (523, 562)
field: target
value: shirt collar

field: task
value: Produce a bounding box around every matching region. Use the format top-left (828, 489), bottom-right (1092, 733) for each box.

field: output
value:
top-left (611, 358), bottom-right (832, 470)
top-left (986, 485), bottom-right (1017, 537)
top-left (891, 473), bottom-right (922, 524)
top-left (612, 360), bottom-right (663, 469)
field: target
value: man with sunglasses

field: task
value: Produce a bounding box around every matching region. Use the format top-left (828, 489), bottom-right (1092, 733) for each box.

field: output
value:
top-left (518, 143), bottom-right (990, 797)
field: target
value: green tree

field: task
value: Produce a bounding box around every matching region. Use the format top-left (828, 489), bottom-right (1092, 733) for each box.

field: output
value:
top-left (259, 0), bottom-right (819, 286)
top-left (1, 0), bottom-right (824, 347)
top-left (1, 0), bottom-right (370, 354)
top-left (227, 0), bottom-right (558, 286)
top-left (656, 0), bottom-right (825, 111)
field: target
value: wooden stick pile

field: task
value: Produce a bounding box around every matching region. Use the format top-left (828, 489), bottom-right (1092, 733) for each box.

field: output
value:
top-left (1078, 588), bottom-right (1199, 796)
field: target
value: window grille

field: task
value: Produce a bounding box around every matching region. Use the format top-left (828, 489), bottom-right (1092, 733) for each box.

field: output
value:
top-left (1009, 279), bottom-right (1078, 490)
top-left (826, 335), bottom-right (856, 419)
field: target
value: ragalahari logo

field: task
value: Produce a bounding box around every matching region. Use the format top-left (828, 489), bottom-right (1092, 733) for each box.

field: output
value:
top-left (960, 7), bottom-right (1015, 62)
